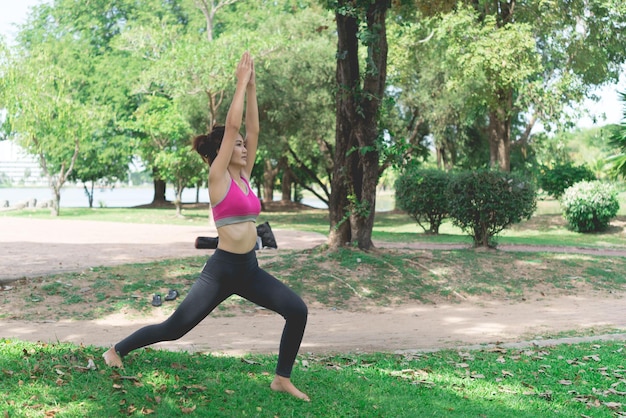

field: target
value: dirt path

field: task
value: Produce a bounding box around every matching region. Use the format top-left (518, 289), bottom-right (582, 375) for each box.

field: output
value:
top-left (2, 216), bottom-right (626, 355)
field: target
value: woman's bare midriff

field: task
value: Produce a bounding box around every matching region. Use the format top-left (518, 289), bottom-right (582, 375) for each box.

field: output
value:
top-left (216, 222), bottom-right (258, 253)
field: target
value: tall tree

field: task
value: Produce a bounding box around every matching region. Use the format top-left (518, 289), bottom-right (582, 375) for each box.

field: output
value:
top-left (125, 95), bottom-right (197, 214)
top-left (393, 1), bottom-right (626, 172)
top-left (325, 0), bottom-right (390, 250)
top-left (1, 0), bottom-right (144, 212)
top-left (110, 0), bottom-right (197, 203)
top-left (469, 0), bottom-right (626, 171)
top-left (388, 9), bottom-right (489, 170)
top-left (253, 5), bottom-right (336, 204)
top-left (0, 5), bottom-right (110, 215)
top-left (68, 134), bottom-right (133, 208)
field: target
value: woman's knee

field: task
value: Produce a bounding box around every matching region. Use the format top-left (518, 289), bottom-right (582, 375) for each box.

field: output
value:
top-left (286, 296), bottom-right (308, 322)
top-left (160, 317), bottom-right (195, 341)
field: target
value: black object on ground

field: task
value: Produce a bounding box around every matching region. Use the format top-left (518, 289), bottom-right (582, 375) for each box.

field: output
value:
top-left (164, 289), bottom-right (179, 301)
top-left (151, 294), bottom-right (162, 307)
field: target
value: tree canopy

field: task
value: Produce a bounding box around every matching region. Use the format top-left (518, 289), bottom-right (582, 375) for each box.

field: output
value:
top-left (0, 0), bottom-right (624, 250)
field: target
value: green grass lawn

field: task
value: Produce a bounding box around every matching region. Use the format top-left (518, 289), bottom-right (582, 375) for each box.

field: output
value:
top-left (1, 199), bottom-right (625, 417)
top-left (1, 339), bottom-right (625, 417)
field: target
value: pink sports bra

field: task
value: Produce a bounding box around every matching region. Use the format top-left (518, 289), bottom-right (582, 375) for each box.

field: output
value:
top-left (211, 176), bottom-right (261, 228)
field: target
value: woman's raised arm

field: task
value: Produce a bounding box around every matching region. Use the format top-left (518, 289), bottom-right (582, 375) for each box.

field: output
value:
top-left (209, 52), bottom-right (253, 183)
top-left (243, 58), bottom-right (259, 179)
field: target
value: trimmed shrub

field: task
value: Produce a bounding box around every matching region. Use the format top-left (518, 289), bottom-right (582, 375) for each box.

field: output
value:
top-left (560, 181), bottom-right (620, 232)
top-left (446, 169), bottom-right (537, 247)
top-left (539, 163), bottom-right (596, 199)
top-left (395, 168), bottom-right (450, 234)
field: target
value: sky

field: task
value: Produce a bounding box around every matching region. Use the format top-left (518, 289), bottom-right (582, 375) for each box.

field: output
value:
top-left (0, 0), bottom-right (624, 131)
top-left (0, 0), bottom-right (46, 44)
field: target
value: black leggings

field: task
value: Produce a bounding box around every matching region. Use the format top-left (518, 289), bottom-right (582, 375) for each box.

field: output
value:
top-left (114, 249), bottom-right (308, 377)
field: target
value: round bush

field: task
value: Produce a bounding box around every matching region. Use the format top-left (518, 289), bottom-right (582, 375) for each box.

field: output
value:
top-left (539, 163), bottom-right (596, 199)
top-left (446, 169), bottom-right (537, 247)
top-left (395, 168), bottom-right (450, 234)
top-left (560, 181), bottom-right (619, 232)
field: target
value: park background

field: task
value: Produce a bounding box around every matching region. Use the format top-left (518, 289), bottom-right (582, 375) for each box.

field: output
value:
top-left (1, 0), bottom-right (625, 219)
top-left (2, 1), bottom-right (626, 416)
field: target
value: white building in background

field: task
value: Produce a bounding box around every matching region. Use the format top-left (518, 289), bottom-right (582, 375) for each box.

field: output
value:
top-left (0, 140), bottom-right (45, 186)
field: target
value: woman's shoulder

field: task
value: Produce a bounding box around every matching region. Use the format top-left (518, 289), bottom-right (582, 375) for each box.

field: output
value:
top-left (209, 167), bottom-right (233, 183)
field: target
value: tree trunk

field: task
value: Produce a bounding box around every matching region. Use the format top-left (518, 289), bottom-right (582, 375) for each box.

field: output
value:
top-left (350, 144), bottom-right (378, 249)
top-left (281, 167), bottom-right (293, 202)
top-left (50, 187), bottom-right (61, 217)
top-left (488, 91), bottom-right (512, 172)
top-left (498, 127), bottom-right (511, 172)
top-left (46, 169), bottom-right (64, 216)
top-left (263, 158), bottom-right (279, 202)
top-left (36, 136), bottom-right (79, 216)
top-left (174, 186), bottom-right (183, 217)
top-left (488, 114), bottom-right (500, 169)
top-left (152, 178), bottom-right (167, 203)
top-left (328, 10), bottom-right (359, 249)
top-left (329, 1), bottom-right (388, 250)
top-left (488, 112), bottom-right (511, 172)
top-left (83, 182), bottom-right (95, 208)
top-left (436, 146), bottom-right (449, 170)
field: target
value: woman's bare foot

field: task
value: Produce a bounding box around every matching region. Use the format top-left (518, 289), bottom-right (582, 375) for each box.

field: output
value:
top-left (270, 375), bottom-right (310, 401)
top-left (102, 347), bottom-right (123, 368)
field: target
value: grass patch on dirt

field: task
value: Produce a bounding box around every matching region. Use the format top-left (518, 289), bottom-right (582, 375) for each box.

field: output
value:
top-left (2, 247), bottom-right (626, 322)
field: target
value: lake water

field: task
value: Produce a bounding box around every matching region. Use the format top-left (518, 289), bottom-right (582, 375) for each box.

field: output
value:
top-left (0, 186), bottom-right (196, 208)
top-left (0, 186), bottom-right (396, 211)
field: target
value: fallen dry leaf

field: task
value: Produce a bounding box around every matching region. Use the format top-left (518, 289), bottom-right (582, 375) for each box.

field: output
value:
top-left (183, 384), bottom-right (207, 391)
top-left (603, 388), bottom-right (626, 396)
top-left (180, 405), bottom-right (196, 414)
top-left (604, 401), bottom-right (622, 410)
top-left (537, 391), bottom-right (552, 400)
top-left (611, 380), bottom-right (626, 388)
top-left (170, 362), bottom-right (186, 369)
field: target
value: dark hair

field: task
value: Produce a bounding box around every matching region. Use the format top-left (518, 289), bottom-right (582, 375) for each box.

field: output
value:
top-left (192, 125), bottom-right (225, 165)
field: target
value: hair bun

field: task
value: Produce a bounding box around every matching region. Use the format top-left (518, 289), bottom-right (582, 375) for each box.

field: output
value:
top-left (192, 126), bottom-right (225, 164)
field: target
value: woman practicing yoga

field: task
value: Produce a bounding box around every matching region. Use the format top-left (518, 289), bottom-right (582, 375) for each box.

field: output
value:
top-left (103, 51), bottom-right (310, 401)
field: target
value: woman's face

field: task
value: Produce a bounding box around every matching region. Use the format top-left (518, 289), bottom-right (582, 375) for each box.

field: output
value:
top-left (229, 134), bottom-right (247, 167)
